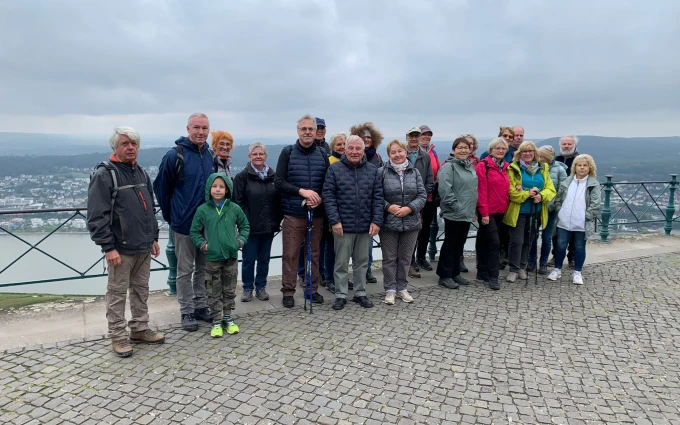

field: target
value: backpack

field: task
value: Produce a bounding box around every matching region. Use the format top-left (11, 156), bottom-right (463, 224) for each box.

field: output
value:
top-left (173, 145), bottom-right (216, 184)
top-left (93, 162), bottom-right (149, 225)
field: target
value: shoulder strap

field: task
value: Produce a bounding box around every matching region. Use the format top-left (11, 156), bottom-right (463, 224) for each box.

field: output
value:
top-left (95, 162), bottom-right (119, 225)
top-left (174, 145), bottom-right (184, 182)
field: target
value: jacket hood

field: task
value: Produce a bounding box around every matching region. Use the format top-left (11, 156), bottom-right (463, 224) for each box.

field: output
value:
top-left (175, 136), bottom-right (207, 153)
top-left (350, 122), bottom-right (384, 148)
top-left (445, 155), bottom-right (472, 168)
top-left (204, 172), bottom-right (233, 202)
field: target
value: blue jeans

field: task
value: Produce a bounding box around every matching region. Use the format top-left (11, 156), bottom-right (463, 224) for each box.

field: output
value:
top-left (554, 228), bottom-right (586, 272)
top-left (241, 233), bottom-right (275, 292)
top-left (528, 211), bottom-right (558, 266)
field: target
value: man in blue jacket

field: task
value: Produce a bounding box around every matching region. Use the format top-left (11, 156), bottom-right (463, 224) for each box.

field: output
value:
top-left (153, 112), bottom-right (215, 331)
top-left (323, 135), bottom-right (384, 311)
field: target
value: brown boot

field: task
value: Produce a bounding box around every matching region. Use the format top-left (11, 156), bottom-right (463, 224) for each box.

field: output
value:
top-left (130, 329), bottom-right (165, 344)
top-left (408, 266), bottom-right (421, 278)
top-left (112, 339), bottom-right (133, 357)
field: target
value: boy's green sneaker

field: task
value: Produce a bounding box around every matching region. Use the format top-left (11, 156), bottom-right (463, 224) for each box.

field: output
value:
top-left (224, 320), bottom-right (239, 335)
top-left (210, 322), bottom-right (223, 338)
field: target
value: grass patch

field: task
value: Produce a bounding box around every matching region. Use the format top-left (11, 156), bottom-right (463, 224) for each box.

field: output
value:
top-left (0, 293), bottom-right (92, 310)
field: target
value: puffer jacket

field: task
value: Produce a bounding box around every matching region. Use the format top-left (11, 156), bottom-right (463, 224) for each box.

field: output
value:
top-left (232, 162), bottom-right (282, 235)
top-left (503, 162), bottom-right (556, 229)
top-left (379, 161), bottom-right (427, 232)
top-left (547, 160), bottom-right (569, 212)
top-left (190, 173), bottom-right (250, 262)
top-left (323, 155), bottom-right (384, 233)
top-left (476, 156), bottom-right (510, 217)
top-left (553, 175), bottom-right (601, 240)
top-left (437, 156), bottom-right (478, 222)
top-left (87, 156), bottom-right (159, 255)
top-left (274, 141), bottom-right (329, 218)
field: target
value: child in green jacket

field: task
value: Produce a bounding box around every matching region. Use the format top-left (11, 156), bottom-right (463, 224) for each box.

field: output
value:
top-left (191, 173), bottom-right (250, 338)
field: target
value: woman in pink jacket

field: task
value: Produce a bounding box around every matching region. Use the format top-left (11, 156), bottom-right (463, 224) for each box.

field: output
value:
top-left (475, 137), bottom-right (510, 290)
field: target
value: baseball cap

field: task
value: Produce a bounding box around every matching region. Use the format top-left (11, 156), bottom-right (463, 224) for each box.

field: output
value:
top-left (315, 117), bottom-right (326, 128)
top-left (406, 126), bottom-right (421, 135)
top-left (419, 125), bottom-right (433, 134)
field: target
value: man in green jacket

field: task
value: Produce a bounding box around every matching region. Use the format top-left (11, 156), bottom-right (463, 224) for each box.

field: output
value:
top-left (190, 173), bottom-right (250, 338)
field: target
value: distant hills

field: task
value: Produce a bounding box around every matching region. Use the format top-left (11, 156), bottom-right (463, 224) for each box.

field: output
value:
top-left (0, 133), bottom-right (678, 182)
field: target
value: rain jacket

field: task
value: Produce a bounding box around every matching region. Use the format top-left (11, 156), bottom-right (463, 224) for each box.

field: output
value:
top-left (503, 162), bottom-right (556, 228)
top-left (437, 156), bottom-right (478, 222)
top-left (475, 156), bottom-right (510, 217)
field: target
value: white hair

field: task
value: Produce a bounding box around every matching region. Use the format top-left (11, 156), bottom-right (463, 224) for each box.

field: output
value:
top-left (329, 133), bottom-right (348, 151)
top-left (297, 114), bottom-right (317, 129)
top-left (487, 137), bottom-right (507, 154)
top-left (187, 112), bottom-right (209, 126)
top-left (559, 135), bottom-right (579, 146)
top-left (346, 135), bottom-right (364, 147)
top-left (248, 141), bottom-right (267, 156)
top-left (109, 126), bottom-right (140, 151)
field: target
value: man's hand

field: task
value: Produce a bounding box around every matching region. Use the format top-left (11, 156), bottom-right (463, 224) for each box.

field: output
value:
top-left (369, 223), bottom-right (380, 236)
top-left (387, 204), bottom-right (400, 215)
top-left (300, 189), bottom-right (321, 207)
top-left (332, 223), bottom-right (343, 237)
top-left (105, 249), bottom-right (122, 266)
top-left (151, 241), bottom-right (160, 257)
top-left (481, 216), bottom-right (490, 225)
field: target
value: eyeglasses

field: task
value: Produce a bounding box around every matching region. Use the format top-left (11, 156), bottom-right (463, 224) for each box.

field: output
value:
top-left (521, 150), bottom-right (534, 154)
top-left (502, 134), bottom-right (513, 139)
top-left (407, 133), bottom-right (420, 138)
top-left (298, 127), bottom-right (315, 132)
top-left (493, 147), bottom-right (507, 151)
top-left (455, 146), bottom-right (470, 151)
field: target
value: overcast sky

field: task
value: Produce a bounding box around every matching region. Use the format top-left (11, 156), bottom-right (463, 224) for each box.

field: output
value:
top-left (0, 0), bottom-right (678, 140)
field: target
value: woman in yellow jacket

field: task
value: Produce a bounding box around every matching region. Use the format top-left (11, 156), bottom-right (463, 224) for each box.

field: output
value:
top-left (502, 141), bottom-right (556, 283)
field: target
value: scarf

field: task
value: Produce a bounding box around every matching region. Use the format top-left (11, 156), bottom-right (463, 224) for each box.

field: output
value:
top-left (520, 160), bottom-right (540, 176)
top-left (251, 162), bottom-right (269, 180)
top-left (390, 160), bottom-right (408, 187)
top-left (365, 147), bottom-right (377, 161)
top-left (493, 158), bottom-right (504, 169)
top-left (331, 151), bottom-right (342, 160)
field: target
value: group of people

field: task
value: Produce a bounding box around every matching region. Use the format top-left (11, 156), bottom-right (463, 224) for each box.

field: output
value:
top-left (86, 113), bottom-right (601, 357)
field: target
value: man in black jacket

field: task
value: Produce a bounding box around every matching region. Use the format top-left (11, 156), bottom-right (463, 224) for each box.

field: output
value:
top-left (87, 127), bottom-right (165, 358)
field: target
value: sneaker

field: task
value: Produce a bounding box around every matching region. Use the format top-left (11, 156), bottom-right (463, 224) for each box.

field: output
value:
top-left (506, 272), bottom-right (518, 283)
top-left (366, 270), bottom-right (377, 284)
top-left (488, 277), bottom-right (500, 291)
top-left (416, 258), bottom-right (433, 271)
top-left (573, 271), bottom-right (584, 285)
top-left (352, 295), bottom-right (374, 308)
top-left (408, 266), bottom-right (421, 278)
top-left (255, 289), bottom-right (270, 301)
top-left (332, 298), bottom-right (347, 310)
top-left (112, 339), bottom-right (133, 357)
top-left (194, 307), bottom-right (212, 322)
top-left (476, 271), bottom-right (489, 283)
top-left (326, 280), bottom-right (336, 293)
top-left (460, 257), bottom-right (469, 273)
top-left (210, 322), bottom-right (223, 338)
top-left (518, 269), bottom-right (528, 280)
top-left (453, 275), bottom-right (469, 286)
top-left (241, 290), bottom-right (253, 302)
top-left (181, 313), bottom-right (198, 332)
top-left (129, 329), bottom-right (165, 344)
top-left (438, 278), bottom-right (459, 289)
top-left (348, 280), bottom-right (354, 290)
top-left (384, 292), bottom-right (396, 305)
top-left (547, 268), bottom-right (562, 281)
top-left (396, 290), bottom-right (414, 303)
top-left (526, 263), bottom-right (536, 273)
top-left (538, 265), bottom-right (549, 275)
top-left (224, 321), bottom-right (239, 335)
top-left (282, 296), bottom-right (294, 308)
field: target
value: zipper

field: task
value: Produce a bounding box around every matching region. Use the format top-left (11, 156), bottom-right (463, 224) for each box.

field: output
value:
top-left (401, 169), bottom-right (405, 232)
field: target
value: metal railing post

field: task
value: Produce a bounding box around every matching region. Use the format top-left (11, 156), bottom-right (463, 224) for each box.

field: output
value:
top-left (600, 175), bottom-right (613, 242)
top-left (665, 174), bottom-right (677, 236)
top-left (428, 216), bottom-right (439, 262)
top-left (165, 231), bottom-right (177, 295)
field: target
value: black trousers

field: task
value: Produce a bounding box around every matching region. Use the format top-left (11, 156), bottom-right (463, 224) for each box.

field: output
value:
top-left (436, 219), bottom-right (471, 279)
top-left (416, 201), bottom-right (436, 260)
top-left (475, 213), bottom-right (503, 279)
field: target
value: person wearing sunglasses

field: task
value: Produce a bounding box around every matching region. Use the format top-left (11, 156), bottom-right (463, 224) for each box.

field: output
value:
top-left (480, 126), bottom-right (518, 163)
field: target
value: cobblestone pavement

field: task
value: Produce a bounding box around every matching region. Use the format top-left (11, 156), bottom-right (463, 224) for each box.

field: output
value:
top-left (1, 253), bottom-right (680, 425)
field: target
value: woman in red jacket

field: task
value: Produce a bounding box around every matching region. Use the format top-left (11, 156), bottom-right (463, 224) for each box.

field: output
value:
top-left (475, 137), bottom-right (510, 290)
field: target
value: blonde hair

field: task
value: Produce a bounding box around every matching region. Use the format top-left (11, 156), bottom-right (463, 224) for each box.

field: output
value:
top-left (572, 154), bottom-right (597, 177)
top-left (512, 141), bottom-right (540, 163)
top-left (329, 133), bottom-right (348, 152)
top-left (385, 139), bottom-right (407, 156)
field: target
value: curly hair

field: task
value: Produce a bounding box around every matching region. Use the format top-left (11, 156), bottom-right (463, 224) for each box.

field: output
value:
top-left (572, 154), bottom-right (597, 177)
top-left (349, 122), bottom-right (384, 149)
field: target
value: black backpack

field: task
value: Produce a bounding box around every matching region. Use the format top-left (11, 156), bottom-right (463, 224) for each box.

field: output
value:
top-left (173, 145), bottom-right (216, 183)
top-left (92, 162), bottom-right (149, 225)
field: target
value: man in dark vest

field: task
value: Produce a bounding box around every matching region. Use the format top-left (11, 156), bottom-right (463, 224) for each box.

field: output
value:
top-left (553, 135), bottom-right (581, 268)
top-left (275, 114), bottom-right (330, 308)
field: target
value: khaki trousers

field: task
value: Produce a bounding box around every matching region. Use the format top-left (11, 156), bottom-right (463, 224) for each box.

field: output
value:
top-left (106, 253), bottom-right (151, 341)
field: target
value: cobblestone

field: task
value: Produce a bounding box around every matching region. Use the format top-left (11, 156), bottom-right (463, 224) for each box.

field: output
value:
top-left (1, 254), bottom-right (680, 423)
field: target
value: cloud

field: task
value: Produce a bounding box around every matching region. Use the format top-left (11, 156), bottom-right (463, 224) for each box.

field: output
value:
top-left (0, 0), bottom-right (678, 138)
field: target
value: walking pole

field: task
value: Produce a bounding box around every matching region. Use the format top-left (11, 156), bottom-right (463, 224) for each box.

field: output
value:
top-left (532, 201), bottom-right (539, 286)
top-left (302, 200), bottom-right (314, 314)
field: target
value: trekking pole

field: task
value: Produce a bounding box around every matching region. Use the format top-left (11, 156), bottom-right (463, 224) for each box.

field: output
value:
top-left (302, 200), bottom-right (314, 314)
top-left (532, 201), bottom-right (539, 286)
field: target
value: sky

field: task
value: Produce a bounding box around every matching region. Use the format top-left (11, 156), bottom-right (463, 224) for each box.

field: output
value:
top-left (0, 0), bottom-right (679, 140)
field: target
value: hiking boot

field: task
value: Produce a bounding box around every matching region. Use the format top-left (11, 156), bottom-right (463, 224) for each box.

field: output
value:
top-left (453, 275), bottom-right (469, 286)
top-left (326, 280), bottom-right (336, 293)
top-left (224, 321), bottom-right (239, 335)
top-left (476, 271), bottom-right (489, 282)
top-left (573, 271), bottom-right (584, 285)
top-left (241, 290), bottom-right (253, 302)
top-left (112, 339), bottom-right (133, 357)
top-left (353, 295), bottom-right (374, 308)
top-left (181, 314), bottom-right (198, 332)
top-left (438, 278), bottom-right (459, 289)
top-left (309, 292), bottom-right (324, 304)
top-left (408, 266), bottom-right (421, 278)
top-left (518, 269), bottom-right (528, 280)
top-left (527, 263), bottom-right (536, 273)
top-left (488, 277), bottom-right (501, 291)
top-left (416, 258), bottom-right (433, 271)
top-left (396, 290), bottom-right (414, 303)
top-left (210, 321), bottom-right (223, 338)
top-left (256, 289), bottom-right (270, 301)
top-left (348, 280), bottom-right (354, 290)
top-left (332, 298), bottom-right (347, 310)
top-left (194, 307), bottom-right (211, 322)
top-left (282, 296), bottom-right (294, 308)
top-left (460, 257), bottom-right (468, 273)
top-left (538, 265), bottom-right (549, 275)
top-left (547, 268), bottom-right (562, 281)
top-left (506, 272), bottom-right (518, 283)
top-left (366, 270), bottom-right (377, 284)
top-left (129, 329), bottom-right (165, 344)
top-left (384, 292), bottom-right (396, 305)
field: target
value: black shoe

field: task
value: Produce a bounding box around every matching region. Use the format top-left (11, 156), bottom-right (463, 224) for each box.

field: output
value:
top-left (321, 279), bottom-right (328, 287)
top-left (311, 292), bottom-right (324, 304)
top-left (366, 271), bottom-right (377, 284)
top-left (348, 280), bottom-right (354, 290)
top-left (181, 314), bottom-right (198, 332)
top-left (527, 263), bottom-right (537, 273)
top-left (411, 260), bottom-right (420, 272)
top-left (352, 296), bottom-right (374, 308)
top-left (488, 277), bottom-right (500, 291)
top-left (459, 257), bottom-right (469, 273)
top-left (499, 263), bottom-right (506, 270)
top-left (453, 275), bottom-right (469, 286)
top-left (538, 265), bottom-right (549, 275)
top-left (438, 278), bottom-right (459, 289)
top-left (194, 307), bottom-right (212, 322)
top-left (416, 258), bottom-right (433, 271)
top-left (475, 272), bottom-right (489, 283)
top-left (326, 280), bottom-right (336, 293)
top-left (282, 296), bottom-right (294, 308)
top-left (332, 298), bottom-right (347, 310)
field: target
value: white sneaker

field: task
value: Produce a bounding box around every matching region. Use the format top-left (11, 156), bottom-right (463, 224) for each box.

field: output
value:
top-left (506, 272), bottom-right (518, 283)
top-left (384, 291), bottom-right (396, 305)
top-left (547, 268), bottom-right (561, 281)
top-left (518, 270), bottom-right (528, 280)
top-left (396, 290), bottom-right (414, 303)
top-left (573, 272), bottom-right (584, 285)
